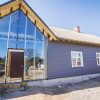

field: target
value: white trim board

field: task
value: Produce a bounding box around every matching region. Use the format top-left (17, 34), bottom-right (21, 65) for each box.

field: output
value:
top-left (27, 73), bottom-right (100, 87)
top-left (8, 49), bottom-right (24, 52)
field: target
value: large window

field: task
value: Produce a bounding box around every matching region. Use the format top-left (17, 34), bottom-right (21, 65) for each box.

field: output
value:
top-left (71, 51), bottom-right (83, 67)
top-left (96, 53), bottom-right (100, 66)
top-left (0, 10), bottom-right (47, 82)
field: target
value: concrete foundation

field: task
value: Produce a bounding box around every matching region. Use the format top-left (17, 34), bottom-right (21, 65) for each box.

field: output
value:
top-left (27, 73), bottom-right (100, 87)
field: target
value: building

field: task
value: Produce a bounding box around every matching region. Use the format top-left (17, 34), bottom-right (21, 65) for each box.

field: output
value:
top-left (0, 0), bottom-right (100, 84)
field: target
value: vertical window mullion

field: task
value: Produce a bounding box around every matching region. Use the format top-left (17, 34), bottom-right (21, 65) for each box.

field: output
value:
top-left (42, 35), bottom-right (45, 79)
top-left (33, 25), bottom-right (36, 80)
top-left (24, 17), bottom-right (27, 50)
top-left (24, 16), bottom-right (28, 80)
top-left (7, 15), bottom-right (12, 49)
top-left (40, 35), bottom-right (44, 77)
top-left (5, 14), bottom-right (12, 82)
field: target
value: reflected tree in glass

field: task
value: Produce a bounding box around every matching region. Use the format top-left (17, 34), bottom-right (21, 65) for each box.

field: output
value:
top-left (24, 18), bottom-right (35, 79)
top-left (35, 28), bottom-right (45, 79)
top-left (0, 15), bottom-right (9, 82)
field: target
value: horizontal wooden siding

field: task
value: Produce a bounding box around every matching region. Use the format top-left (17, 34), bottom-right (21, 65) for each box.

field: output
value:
top-left (47, 42), bottom-right (100, 79)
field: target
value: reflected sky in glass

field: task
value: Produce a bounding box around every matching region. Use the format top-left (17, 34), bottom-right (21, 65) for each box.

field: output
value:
top-left (0, 10), bottom-right (45, 59)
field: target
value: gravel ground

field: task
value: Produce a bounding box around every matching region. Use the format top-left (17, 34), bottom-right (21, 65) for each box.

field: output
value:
top-left (1, 76), bottom-right (100, 100)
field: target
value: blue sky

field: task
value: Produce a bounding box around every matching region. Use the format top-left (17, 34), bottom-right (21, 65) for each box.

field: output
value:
top-left (0, 0), bottom-right (100, 36)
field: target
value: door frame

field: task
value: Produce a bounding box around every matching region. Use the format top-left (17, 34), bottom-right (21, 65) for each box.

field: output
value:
top-left (6, 48), bottom-right (24, 82)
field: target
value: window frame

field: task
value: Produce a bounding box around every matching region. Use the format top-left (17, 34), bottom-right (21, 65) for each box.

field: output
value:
top-left (71, 51), bottom-right (84, 67)
top-left (96, 53), bottom-right (100, 66)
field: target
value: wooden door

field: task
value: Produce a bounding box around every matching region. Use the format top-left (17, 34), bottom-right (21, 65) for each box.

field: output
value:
top-left (8, 49), bottom-right (24, 78)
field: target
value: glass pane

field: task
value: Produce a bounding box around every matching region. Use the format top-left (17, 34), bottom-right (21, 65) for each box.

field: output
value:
top-left (17, 40), bottom-right (24, 49)
top-left (0, 39), bottom-right (7, 82)
top-left (36, 28), bottom-right (43, 42)
top-left (0, 14), bottom-right (9, 82)
top-left (0, 15), bottom-right (10, 38)
top-left (76, 53), bottom-right (80, 57)
top-left (97, 58), bottom-right (100, 65)
top-left (10, 10), bottom-right (19, 39)
top-left (15, 10), bottom-right (26, 41)
top-left (97, 58), bottom-right (99, 64)
top-left (35, 42), bottom-right (44, 79)
top-left (72, 58), bottom-right (76, 66)
top-left (18, 10), bottom-right (26, 36)
top-left (26, 19), bottom-right (35, 41)
top-left (97, 53), bottom-right (100, 57)
top-left (72, 52), bottom-right (77, 58)
top-left (9, 10), bottom-right (25, 49)
top-left (99, 59), bottom-right (100, 64)
top-left (24, 41), bottom-right (34, 80)
top-left (72, 52), bottom-right (81, 58)
top-left (77, 58), bottom-right (81, 66)
top-left (8, 39), bottom-right (16, 49)
top-left (9, 11), bottom-right (19, 48)
top-left (77, 58), bottom-right (81, 62)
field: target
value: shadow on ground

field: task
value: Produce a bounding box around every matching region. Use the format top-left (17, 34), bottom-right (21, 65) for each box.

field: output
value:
top-left (2, 76), bottom-right (100, 99)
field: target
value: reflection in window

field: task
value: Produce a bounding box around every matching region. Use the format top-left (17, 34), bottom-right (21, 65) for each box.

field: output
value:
top-left (35, 29), bottom-right (44, 79)
top-left (26, 19), bottom-right (35, 41)
top-left (9, 10), bottom-right (25, 49)
top-left (18, 10), bottom-right (26, 36)
top-left (24, 17), bottom-right (35, 80)
top-left (8, 11), bottom-right (19, 49)
top-left (0, 39), bottom-right (7, 82)
top-left (0, 15), bottom-right (10, 38)
top-left (36, 28), bottom-right (43, 41)
top-left (0, 15), bottom-right (9, 82)
top-left (10, 11), bottom-right (19, 39)
top-left (8, 39), bottom-right (16, 49)
top-left (71, 51), bottom-right (83, 67)
top-left (0, 9), bottom-right (46, 82)
top-left (25, 42), bottom-right (34, 79)
top-left (17, 40), bottom-right (24, 49)
top-left (96, 53), bottom-right (100, 66)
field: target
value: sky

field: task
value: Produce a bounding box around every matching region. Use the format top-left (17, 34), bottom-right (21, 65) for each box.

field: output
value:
top-left (0, 0), bottom-right (100, 36)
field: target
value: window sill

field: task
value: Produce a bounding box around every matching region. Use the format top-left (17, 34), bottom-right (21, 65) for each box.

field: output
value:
top-left (72, 66), bottom-right (84, 68)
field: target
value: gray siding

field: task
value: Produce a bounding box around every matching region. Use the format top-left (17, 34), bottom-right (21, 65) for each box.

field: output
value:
top-left (47, 42), bottom-right (100, 79)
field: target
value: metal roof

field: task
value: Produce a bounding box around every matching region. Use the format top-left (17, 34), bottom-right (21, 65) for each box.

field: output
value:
top-left (50, 27), bottom-right (100, 46)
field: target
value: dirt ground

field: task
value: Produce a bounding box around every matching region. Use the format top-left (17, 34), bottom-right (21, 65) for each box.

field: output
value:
top-left (1, 76), bottom-right (100, 100)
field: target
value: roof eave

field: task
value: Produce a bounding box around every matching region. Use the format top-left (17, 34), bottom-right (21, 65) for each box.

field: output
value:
top-left (56, 37), bottom-right (100, 47)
